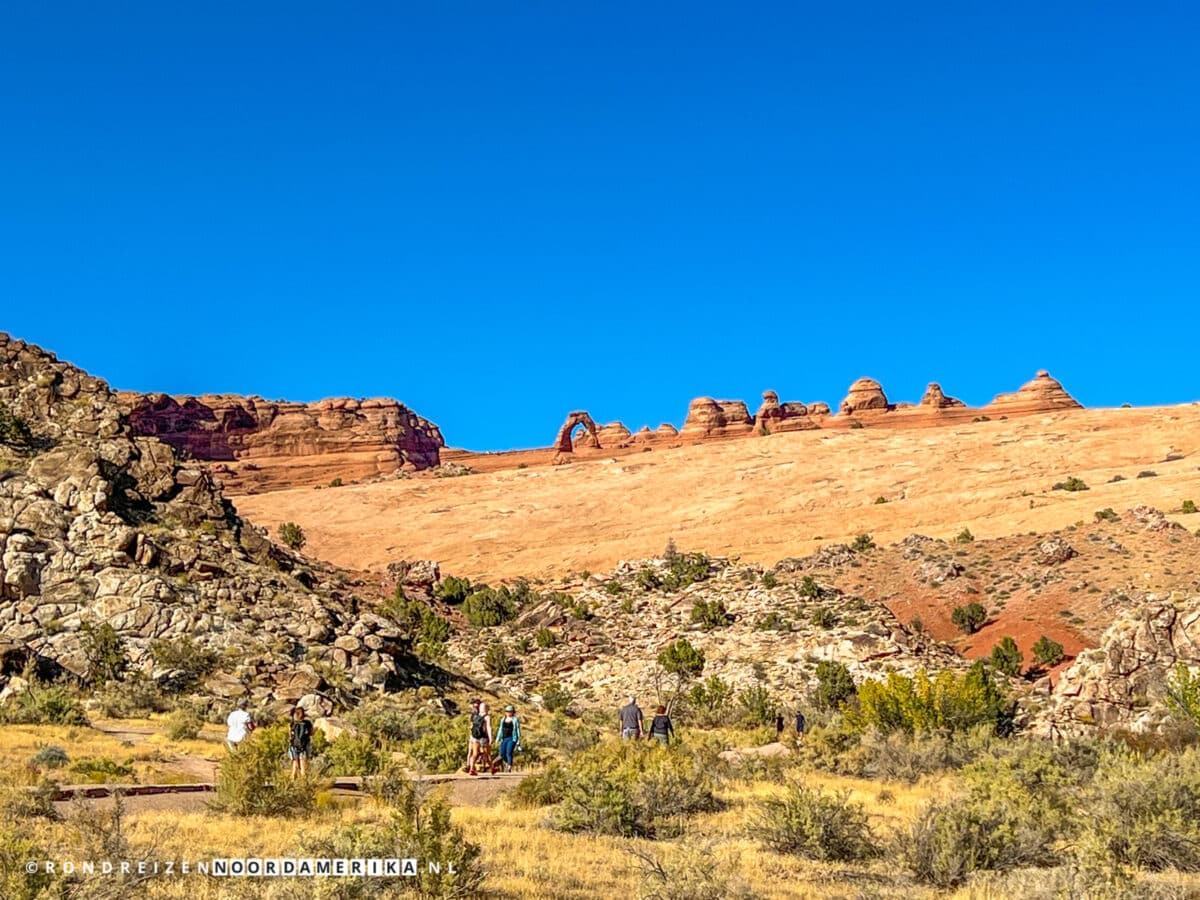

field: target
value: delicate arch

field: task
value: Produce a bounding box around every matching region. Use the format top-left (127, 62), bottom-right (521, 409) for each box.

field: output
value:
top-left (553, 410), bottom-right (601, 453)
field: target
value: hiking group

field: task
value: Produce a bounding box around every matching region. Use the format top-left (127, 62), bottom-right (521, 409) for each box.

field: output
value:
top-left (465, 698), bottom-right (522, 776)
top-left (620, 695), bottom-right (807, 745)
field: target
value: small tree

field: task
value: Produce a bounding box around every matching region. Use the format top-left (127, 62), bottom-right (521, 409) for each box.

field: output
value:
top-left (79, 622), bottom-right (128, 686)
top-left (433, 576), bottom-right (473, 604)
top-left (1031, 635), bottom-right (1065, 668)
top-left (954, 528), bottom-right (975, 544)
top-left (655, 639), bottom-right (705, 710)
top-left (813, 660), bottom-right (856, 711)
top-left (1165, 664), bottom-right (1200, 729)
top-left (278, 522), bottom-right (306, 550)
top-left (951, 603), bottom-right (987, 635)
top-left (852, 533), bottom-right (875, 552)
top-left (1183, 500), bottom-right (1198, 515)
top-left (484, 643), bottom-right (513, 676)
top-left (799, 576), bottom-right (821, 598)
top-left (989, 637), bottom-right (1023, 677)
top-left (0, 406), bottom-right (33, 450)
top-left (690, 598), bottom-right (730, 630)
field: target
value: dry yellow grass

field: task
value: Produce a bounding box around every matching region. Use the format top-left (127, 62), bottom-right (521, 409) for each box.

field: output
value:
top-left (233, 405), bottom-right (1200, 581)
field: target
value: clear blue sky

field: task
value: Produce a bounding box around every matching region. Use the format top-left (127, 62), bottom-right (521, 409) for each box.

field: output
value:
top-left (2, 3), bottom-right (1197, 449)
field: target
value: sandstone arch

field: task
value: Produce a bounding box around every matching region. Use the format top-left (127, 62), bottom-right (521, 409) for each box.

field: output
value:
top-left (554, 410), bottom-right (601, 453)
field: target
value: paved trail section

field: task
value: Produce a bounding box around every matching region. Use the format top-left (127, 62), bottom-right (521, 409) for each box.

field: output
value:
top-left (52, 773), bottom-right (525, 816)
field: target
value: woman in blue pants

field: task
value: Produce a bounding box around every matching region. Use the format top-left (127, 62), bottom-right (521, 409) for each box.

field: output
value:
top-left (497, 705), bottom-right (522, 772)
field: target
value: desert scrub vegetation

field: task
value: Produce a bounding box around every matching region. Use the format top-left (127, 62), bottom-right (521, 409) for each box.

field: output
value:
top-left (1095, 506), bottom-right (1120, 522)
top-left (211, 722), bottom-right (322, 816)
top-left (752, 782), bottom-right (879, 861)
top-left (0, 404), bottom-right (34, 450)
top-left (689, 597), bottom-right (730, 630)
top-left (846, 663), bottom-right (1014, 736)
top-left (1052, 476), bottom-right (1089, 492)
top-left (852, 532), bottom-right (875, 552)
top-left (989, 636), bottom-right (1023, 676)
top-left (951, 601), bottom-right (987, 634)
top-left (1032, 634), bottom-right (1066, 668)
top-left (277, 521), bottom-right (306, 550)
top-left (380, 588), bottom-right (453, 659)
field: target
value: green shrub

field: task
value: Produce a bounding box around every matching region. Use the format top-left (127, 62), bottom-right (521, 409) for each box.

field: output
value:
top-left (636, 567), bottom-right (663, 591)
top-left (1094, 507), bottom-right (1119, 522)
top-left (1136, 470), bottom-right (1157, 479)
top-left (848, 663), bottom-right (1011, 735)
top-left (810, 606), bottom-right (835, 628)
top-left (798, 575), bottom-right (821, 598)
top-left (1164, 663), bottom-right (1200, 732)
top-left (79, 621), bottom-right (128, 686)
top-left (433, 575), bottom-right (473, 604)
top-left (91, 673), bottom-right (172, 718)
top-left (813, 661), bottom-right (856, 711)
top-left (604, 579), bottom-right (625, 595)
top-left (541, 682), bottom-right (573, 713)
top-left (277, 521), bottom-right (306, 550)
top-left (463, 586), bottom-right (517, 627)
top-left (848, 420), bottom-right (864, 429)
top-left (70, 756), bottom-right (134, 783)
top-left (760, 571), bottom-right (778, 588)
top-left (663, 551), bottom-right (712, 591)
top-left (753, 783), bottom-right (878, 861)
top-left (402, 714), bottom-right (469, 773)
top-left (1052, 476), bottom-right (1089, 492)
top-left (569, 599), bottom-right (592, 620)
top-left (510, 761), bottom-right (571, 808)
top-left (951, 602), bottom-right (987, 634)
top-left (0, 406), bottom-right (33, 450)
top-left (328, 477), bottom-right (342, 487)
top-left (302, 778), bottom-right (485, 897)
top-left (1031, 635), bottom-right (1065, 668)
top-left (989, 637), bottom-right (1023, 677)
top-left (1183, 500), bottom-right (1198, 515)
top-left (620, 594), bottom-right (635, 613)
top-left (529, 712), bottom-right (596, 757)
top-left (658, 639), bottom-right (705, 679)
top-left (323, 733), bottom-right (385, 776)
top-left (149, 637), bottom-right (218, 685)
top-left (165, 707), bottom-right (203, 740)
top-left (737, 684), bottom-right (777, 728)
top-left (690, 598), bottom-right (730, 630)
top-left (755, 611), bottom-right (788, 631)
top-left (550, 742), bottom-right (718, 838)
top-left (874, 496), bottom-right (888, 504)
top-left (0, 682), bottom-right (88, 726)
top-left (30, 745), bottom-right (69, 769)
top-left (687, 675), bottom-right (733, 726)
top-left (212, 723), bottom-right (320, 815)
top-left (852, 533), bottom-right (875, 552)
top-left (535, 627), bottom-right (557, 648)
top-left (954, 527), bottom-right (975, 543)
top-left (484, 642), bottom-right (513, 676)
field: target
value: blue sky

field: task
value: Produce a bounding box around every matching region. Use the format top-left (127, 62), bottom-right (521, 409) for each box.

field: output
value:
top-left (2, 3), bottom-right (1197, 449)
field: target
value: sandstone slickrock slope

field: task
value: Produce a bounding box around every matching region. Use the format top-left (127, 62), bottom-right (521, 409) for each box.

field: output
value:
top-left (120, 391), bottom-right (444, 492)
top-left (0, 333), bottom-right (431, 711)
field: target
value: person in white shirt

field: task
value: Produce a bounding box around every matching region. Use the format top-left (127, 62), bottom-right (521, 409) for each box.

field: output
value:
top-left (225, 703), bottom-right (254, 751)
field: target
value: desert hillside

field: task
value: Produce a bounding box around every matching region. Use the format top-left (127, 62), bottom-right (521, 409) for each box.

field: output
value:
top-left (234, 404), bottom-right (1200, 583)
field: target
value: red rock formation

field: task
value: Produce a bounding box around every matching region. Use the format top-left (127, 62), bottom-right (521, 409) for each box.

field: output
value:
top-left (920, 383), bottom-right (965, 408)
top-left (755, 390), bottom-right (818, 434)
top-left (984, 371), bottom-right (1082, 415)
top-left (839, 378), bottom-right (890, 415)
top-left (808, 402), bottom-right (832, 417)
top-left (554, 411), bottom-right (600, 453)
top-left (656, 423), bottom-right (679, 438)
top-left (680, 398), bottom-right (754, 439)
top-left (121, 393), bottom-right (443, 491)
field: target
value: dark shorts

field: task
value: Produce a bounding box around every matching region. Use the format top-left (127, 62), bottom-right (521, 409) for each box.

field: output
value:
top-left (288, 746), bottom-right (310, 760)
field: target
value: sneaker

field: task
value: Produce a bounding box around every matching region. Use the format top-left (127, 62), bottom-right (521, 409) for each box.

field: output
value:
top-left (468, 768), bottom-right (477, 776)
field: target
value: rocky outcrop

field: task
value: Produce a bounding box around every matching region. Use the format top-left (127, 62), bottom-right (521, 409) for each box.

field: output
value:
top-left (0, 333), bottom-right (432, 713)
top-left (445, 555), bottom-right (964, 709)
top-left (680, 398), bottom-right (754, 439)
top-left (121, 392), bottom-right (444, 491)
top-left (755, 391), bottom-right (818, 434)
top-left (553, 411), bottom-right (600, 453)
top-left (808, 402), bottom-right (832, 417)
top-left (985, 370), bottom-right (1081, 415)
top-left (919, 383), bottom-right (965, 408)
top-left (1035, 593), bottom-right (1200, 738)
top-left (839, 378), bottom-right (890, 415)
top-left (575, 422), bottom-right (633, 449)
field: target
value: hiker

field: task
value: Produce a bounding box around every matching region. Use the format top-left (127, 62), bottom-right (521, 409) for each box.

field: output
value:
top-left (289, 706), bottom-right (314, 780)
top-left (497, 704), bottom-right (522, 771)
top-left (470, 701), bottom-right (497, 775)
top-left (795, 709), bottom-right (807, 737)
top-left (619, 695), bottom-right (643, 740)
top-left (647, 705), bottom-right (674, 746)
top-left (774, 711), bottom-right (785, 739)
top-left (465, 698), bottom-right (482, 773)
top-left (225, 701), bottom-right (255, 752)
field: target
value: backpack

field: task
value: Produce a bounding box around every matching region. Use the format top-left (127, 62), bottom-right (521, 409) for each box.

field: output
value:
top-left (470, 712), bottom-right (487, 740)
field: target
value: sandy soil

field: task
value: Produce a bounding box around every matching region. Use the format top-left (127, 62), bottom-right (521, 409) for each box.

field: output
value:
top-left (233, 405), bottom-right (1200, 583)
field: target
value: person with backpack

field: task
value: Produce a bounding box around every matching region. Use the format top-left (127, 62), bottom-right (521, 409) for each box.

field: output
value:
top-left (469, 701), bottom-right (497, 775)
top-left (795, 709), bottom-right (807, 737)
top-left (647, 705), bottom-right (674, 746)
top-left (619, 695), bottom-right (643, 740)
top-left (465, 698), bottom-right (482, 773)
top-left (497, 704), bottom-right (522, 771)
top-left (289, 706), bottom-right (314, 780)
